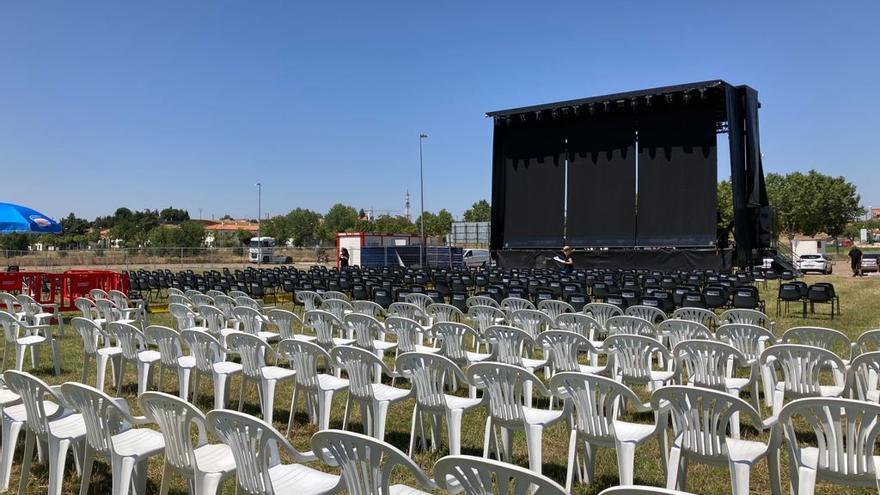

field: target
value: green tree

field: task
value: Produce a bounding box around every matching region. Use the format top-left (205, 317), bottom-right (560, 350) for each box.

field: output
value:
top-left (324, 204), bottom-right (359, 234)
top-left (260, 216), bottom-right (293, 244)
top-left (716, 180), bottom-right (733, 228)
top-left (176, 221), bottom-right (205, 247)
top-left (0, 233), bottom-right (30, 251)
top-left (286, 208), bottom-right (322, 246)
top-left (159, 207), bottom-right (190, 223)
top-left (463, 200), bottom-right (491, 222)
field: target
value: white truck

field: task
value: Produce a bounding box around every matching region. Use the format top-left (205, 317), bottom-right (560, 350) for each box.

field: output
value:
top-left (248, 237), bottom-right (293, 264)
top-left (463, 248), bottom-right (492, 268)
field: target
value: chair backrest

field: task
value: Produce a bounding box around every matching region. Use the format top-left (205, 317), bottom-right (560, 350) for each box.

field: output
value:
top-left (344, 313), bottom-right (384, 352)
top-left (388, 302), bottom-right (428, 323)
top-left (226, 332), bottom-right (269, 379)
top-left (296, 290), bottom-right (323, 311)
top-left (583, 302), bottom-right (623, 329)
top-left (760, 344), bottom-right (847, 400)
top-left (311, 430), bottom-right (434, 495)
top-left (330, 346), bottom-right (391, 402)
top-left (180, 329), bottom-right (225, 373)
top-left (405, 292), bottom-right (434, 311)
top-left (396, 352), bottom-right (469, 412)
top-left (277, 339), bottom-right (331, 390)
top-left (383, 317), bottom-right (427, 353)
top-left (322, 299), bottom-right (354, 320)
top-left (599, 487), bottom-right (696, 495)
top-left (74, 297), bottom-right (97, 319)
top-left (197, 305), bottom-right (227, 336)
top-left (781, 326), bottom-right (852, 358)
top-left (510, 309), bottom-right (553, 339)
top-left (0, 293), bottom-right (18, 314)
top-left (466, 362), bottom-right (550, 426)
top-left (604, 334), bottom-right (671, 385)
top-left (89, 288), bottom-right (110, 300)
top-left (234, 295), bottom-right (262, 310)
top-left (71, 316), bottom-right (103, 356)
top-left (352, 300), bottom-right (386, 318)
top-left (232, 306), bottom-right (266, 336)
top-left (323, 290), bottom-right (350, 302)
top-left (719, 308), bottom-right (771, 329)
top-left (94, 298), bottom-right (120, 323)
top-left (715, 323), bottom-right (776, 362)
top-left (139, 391), bottom-right (206, 472)
top-left (625, 305), bottom-right (667, 324)
top-left (658, 319), bottom-right (712, 349)
top-left (486, 325), bottom-right (536, 367)
top-left (266, 309), bottom-right (302, 340)
top-left (651, 385), bottom-right (763, 461)
top-left (555, 313), bottom-right (603, 341)
top-left (854, 329), bottom-right (880, 357)
top-left (426, 303), bottom-right (463, 324)
top-left (466, 295), bottom-right (500, 309)
top-left (434, 322), bottom-right (481, 364)
top-left (549, 372), bottom-right (644, 441)
top-left (537, 299), bottom-right (574, 320)
top-left (846, 351), bottom-right (880, 402)
top-left (434, 455), bottom-right (568, 495)
top-left (108, 322), bottom-right (147, 360)
top-left (500, 297), bottom-right (535, 318)
top-left (213, 294), bottom-right (237, 319)
top-left (207, 409), bottom-right (313, 495)
top-left (4, 370), bottom-right (63, 439)
top-left (169, 302), bottom-right (198, 331)
top-left (779, 397), bottom-right (880, 479)
top-left (671, 307), bottom-right (718, 328)
top-left (606, 315), bottom-right (659, 339)
top-left (304, 310), bottom-right (344, 349)
top-left (61, 382), bottom-right (131, 457)
top-left (191, 293), bottom-right (214, 307)
top-left (537, 330), bottom-right (598, 372)
top-left (145, 325), bottom-right (185, 368)
top-left (672, 339), bottom-right (751, 390)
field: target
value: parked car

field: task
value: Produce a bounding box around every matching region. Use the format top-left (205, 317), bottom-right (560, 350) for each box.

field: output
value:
top-left (463, 248), bottom-right (491, 268)
top-left (862, 253), bottom-right (880, 273)
top-left (795, 253), bottom-right (833, 274)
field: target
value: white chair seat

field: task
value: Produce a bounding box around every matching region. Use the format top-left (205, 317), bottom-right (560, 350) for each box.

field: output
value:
top-left (372, 383), bottom-right (410, 402)
top-left (293, 335), bottom-right (318, 343)
top-left (258, 331), bottom-right (280, 342)
top-left (48, 413), bottom-right (86, 439)
top-left (774, 382), bottom-right (845, 398)
top-left (214, 361), bottom-right (243, 374)
top-left (801, 446), bottom-right (880, 472)
top-left (138, 350), bottom-right (161, 363)
top-left (521, 406), bottom-right (567, 426)
top-left (725, 377), bottom-right (751, 391)
top-left (390, 485), bottom-right (432, 495)
top-left (261, 366), bottom-right (296, 381)
top-left (0, 389), bottom-right (19, 406)
top-left (5, 401), bottom-right (59, 422)
top-left (522, 358), bottom-right (547, 370)
top-left (445, 395), bottom-right (483, 411)
top-left (578, 364), bottom-right (605, 374)
top-left (97, 346), bottom-right (122, 358)
top-left (317, 374), bottom-right (350, 391)
top-left (466, 351), bottom-right (491, 363)
top-left (373, 340), bottom-right (397, 352)
top-left (267, 463), bottom-right (340, 493)
top-left (413, 344), bottom-right (438, 354)
top-left (613, 421), bottom-right (656, 443)
top-left (332, 338), bottom-right (356, 346)
top-left (192, 443), bottom-right (237, 474)
top-left (726, 437), bottom-right (771, 463)
top-left (17, 335), bottom-right (46, 346)
top-left (111, 428), bottom-right (165, 457)
top-left (650, 370), bottom-right (675, 383)
top-left (177, 355), bottom-right (196, 369)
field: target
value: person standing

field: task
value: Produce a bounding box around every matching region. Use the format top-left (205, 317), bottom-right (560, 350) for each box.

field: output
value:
top-left (555, 246), bottom-right (574, 274)
top-left (849, 243), bottom-right (863, 277)
top-left (339, 247), bottom-right (350, 269)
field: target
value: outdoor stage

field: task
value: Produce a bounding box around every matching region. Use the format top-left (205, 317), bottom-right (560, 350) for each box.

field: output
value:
top-left (495, 248), bottom-right (735, 271)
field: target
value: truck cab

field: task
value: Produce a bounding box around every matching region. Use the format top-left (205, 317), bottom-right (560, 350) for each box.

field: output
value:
top-left (248, 237), bottom-right (276, 263)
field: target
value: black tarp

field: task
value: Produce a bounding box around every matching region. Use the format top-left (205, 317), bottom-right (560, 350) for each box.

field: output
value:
top-left (495, 248), bottom-right (732, 271)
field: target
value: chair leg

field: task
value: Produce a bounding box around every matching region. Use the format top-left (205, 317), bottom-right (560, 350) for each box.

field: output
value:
top-left (446, 408), bottom-right (464, 456)
top-left (194, 472), bottom-right (224, 495)
top-left (14, 344), bottom-right (27, 371)
top-left (178, 366), bottom-right (191, 400)
top-left (565, 429), bottom-right (577, 492)
top-left (50, 340), bottom-right (61, 375)
top-left (616, 441), bottom-right (637, 485)
top-left (111, 456), bottom-right (136, 495)
top-left (525, 424), bottom-right (544, 475)
top-left (260, 379), bottom-right (277, 425)
top-left (46, 437), bottom-right (72, 495)
top-left (159, 461), bottom-right (172, 495)
top-left (408, 405), bottom-right (419, 456)
top-left (287, 388), bottom-right (300, 437)
top-left (192, 371), bottom-right (201, 405)
top-left (136, 360), bottom-right (154, 395)
top-left (17, 430), bottom-right (36, 495)
top-left (81, 355), bottom-right (90, 384)
top-left (729, 460), bottom-right (752, 495)
top-left (79, 446), bottom-right (94, 495)
top-left (319, 390), bottom-right (334, 431)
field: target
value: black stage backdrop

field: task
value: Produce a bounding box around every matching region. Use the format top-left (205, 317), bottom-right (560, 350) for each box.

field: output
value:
top-left (567, 116), bottom-right (636, 246)
top-left (499, 118), bottom-right (565, 248)
top-left (496, 248), bottom-right (732, 271)
top-left (636, 102), bottom-right (717, 246)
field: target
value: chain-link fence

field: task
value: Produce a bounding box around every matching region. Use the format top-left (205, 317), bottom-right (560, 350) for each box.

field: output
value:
top-left (0, 246), bottom-right (338, 272)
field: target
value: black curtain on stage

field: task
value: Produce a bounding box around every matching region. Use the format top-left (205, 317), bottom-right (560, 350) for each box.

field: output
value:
top-left (566, 116), bottom-right (636, 246)
top-left (497, 116), bottom-right (566, 248)
top-left (636, 101), bottom-right (717, 246)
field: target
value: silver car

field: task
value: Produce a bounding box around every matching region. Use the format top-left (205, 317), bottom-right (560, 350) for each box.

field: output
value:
top-left (796, 254), bottom-right (833, 274)
top-left (862, 254), bottom-right (880, 273)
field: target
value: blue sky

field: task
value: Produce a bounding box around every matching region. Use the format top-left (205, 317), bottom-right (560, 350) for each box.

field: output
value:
top-left (2, 1), bottom-right (878, 221)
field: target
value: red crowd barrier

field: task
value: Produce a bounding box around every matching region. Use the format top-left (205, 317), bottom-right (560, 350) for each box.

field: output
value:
top-left (0, 270), bottom-right (129, 313)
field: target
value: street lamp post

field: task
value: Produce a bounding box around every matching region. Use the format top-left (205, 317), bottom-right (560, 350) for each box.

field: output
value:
top-left (256, 182), bottom-right (262, 266)
top-left (419, 133), bottom-right (427, 268)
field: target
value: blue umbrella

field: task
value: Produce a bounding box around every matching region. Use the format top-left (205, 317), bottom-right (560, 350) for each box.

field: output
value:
top-left (0, 202), bottom-right (62, 234)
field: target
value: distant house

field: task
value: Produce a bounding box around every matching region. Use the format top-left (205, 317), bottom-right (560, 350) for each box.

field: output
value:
top-left (872, 208), bottom-right (880, 220)
top-left (203, 220), bottom-right (259, 246)
top-left (791, 235), bottom-right (832, 256)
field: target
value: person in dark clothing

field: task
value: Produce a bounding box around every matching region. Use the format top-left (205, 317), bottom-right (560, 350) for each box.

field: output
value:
top-left (339, 248), bottom-right (350, 269)
top-left (555, 246), bottom-right (574, 274)
top-left (849, 244), bottom-right (863, 277)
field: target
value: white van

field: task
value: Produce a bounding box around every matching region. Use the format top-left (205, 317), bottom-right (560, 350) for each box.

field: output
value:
top-left (463, 249), bottom-right (491, 268)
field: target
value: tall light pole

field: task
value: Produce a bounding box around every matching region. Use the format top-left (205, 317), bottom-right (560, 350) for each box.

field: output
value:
top-left (419, 133), bottom-right (428, 268)
top-left (256, 182), bottom-right (262, 265)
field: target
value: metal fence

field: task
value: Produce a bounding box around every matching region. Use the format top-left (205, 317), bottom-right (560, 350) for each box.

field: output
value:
top-left (0, 246), bottom-right (338, 272)
top-left (448, 222), bottom-right (490, 248)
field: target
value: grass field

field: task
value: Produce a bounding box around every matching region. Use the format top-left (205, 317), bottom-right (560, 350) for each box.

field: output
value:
top-left (6, 271), bottom-right (880, 494)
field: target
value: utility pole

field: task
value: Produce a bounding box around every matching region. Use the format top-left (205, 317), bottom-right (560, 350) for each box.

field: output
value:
top-left (419, 133), bottom-right (427, 268)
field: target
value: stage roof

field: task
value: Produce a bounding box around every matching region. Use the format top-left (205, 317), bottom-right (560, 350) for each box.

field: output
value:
top-left (486, 80), bottom-right (737, 118)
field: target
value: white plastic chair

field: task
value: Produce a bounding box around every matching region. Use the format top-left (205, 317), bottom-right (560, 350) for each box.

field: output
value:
top-left (296, 290), bottom-right (324, 312)
top-left (624, 305), bottom-right (667, 324)
top-left (537, 330), bottom-right (604, 375)
top-left (426, 303), bottom-right (464, 324)
top-left (232, 306), bottom-right (280, 341)
top-left (0, 375), bottom-right (23, 491)
top-left (71, 316), bottom-right (122, 392)
top-left (108, 289), bottom-right (146, 328)
top-left (599, 486), bottom-right (697, 495)
top-left (17, 294), bottom-right (65, 338)
top-left (384, 316), bottom-right (437, 355)
top-left (651, 385), bottom-right (781, 495)
top-left (760, 344), bottom-right (847, 419)
top-left (389, 302), bottom-right (433, 329)
top-left (671, 307), bottom-right (720, 328)
top-left (89, 288), bottom-right (110, 301)
top-left (500, 296), bottom-right (535, 321)
top-left (96, 298), bottom-right (140, 329)
top-left (61, 382), bottom-right (166, 495)
top-left (322, 299), bottom-right (355, 334)
top-left (405, 292), bottom-right (434, 312)
top-left (658, 319), bottom-right (712, 350)
top-left (344, 313), bottom-right (397, 366)
top-left (311, 429), bottom-right (438, 495)
top-left (778, 397), bottom-right (880, 494)
top-left (169, 302), bottom-right (203, 332)
top-left (716, 323), bottom-right (777, 408)
top-left (108, 322), bottom-right (161, 395)
top-left (510, 309), bottom-right (554, 340)
top-left (180, 330), bottom-right (242, 409)
top-left (352, 300), bottom-right (386, 319)
top-left (145, 325), bottom-right (196, 399)
top-left (234, 295), bottom-right (263, 311)
top-left (277, 339), bottom-right (349, 433)
top-left (304, 310), bottom-right (355, 350)
top-left (537, 299), bottom-right (575, 320)
top-left (74, 297), bottom-right (104, 327)
top-left (0, 309), bottom-right (61, 375)
top-left (434, 454), bottom-right (568, 495)
top-left (853, 328), bottom-right (880, 357)
top-left (434, 322), bottom-right (491, 398)
top-left (550, 372), bottom-right (664, 489)
top-left (781, 326), bottom-right (852, 385)
top-left (0, 293), bottom-right (22, 319)
top-left (486, 325), bottom-right (546, 404)
top-left (322, 290), bottom-right (350, 302)
top-left (846, 351), bottom-right (880, 402)
top-left (604, 334), bottom-right (675, 391)
top-left (190, 293), bottom-right (215, 308)
top-left (396, 352), bottom-right (483, 456)
top-left (206, 409), bottom-right (341, 495)
top-left (556, 313), bottom-right (605, 366)
top-left (606, 315), bottom-right (660, 339)
top-left (4, 371), bottom-right (85, 495)
top-left (331, 346), bottom-right (411, 442)
top-left (266, 308), bottom-right (314, 342)
top-left (466, 295), bottom-right (501, 309)
top-left (196, 304), bottom-right (237, 342)
top-left (467, 362), bottom-right (571, 475)
top-left (583, 302), bottom-right (623, 330)
top-left (225, 332), bottom-right (295, 426)
top-left (139, 391), bottom-right (236, 495)
top-left (720, 308), bottom-right (775, 332)
top-left (213, 294), bottom-right (240, 329)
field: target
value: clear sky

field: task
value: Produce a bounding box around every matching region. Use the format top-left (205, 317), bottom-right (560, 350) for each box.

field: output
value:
top-left (2, 1), bottom-right (878, 221)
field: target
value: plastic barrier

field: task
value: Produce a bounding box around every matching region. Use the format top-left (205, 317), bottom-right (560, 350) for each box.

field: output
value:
top-left (0, 270), bottom-right (129, 313)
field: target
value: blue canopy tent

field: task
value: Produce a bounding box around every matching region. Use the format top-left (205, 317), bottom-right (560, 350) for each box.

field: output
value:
top-left (0, 202), bottom-right (62, 234)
